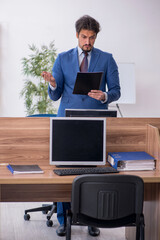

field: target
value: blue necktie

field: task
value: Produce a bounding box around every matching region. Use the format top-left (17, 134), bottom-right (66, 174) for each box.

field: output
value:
top-left (80, 52), bottom-right (88, 72)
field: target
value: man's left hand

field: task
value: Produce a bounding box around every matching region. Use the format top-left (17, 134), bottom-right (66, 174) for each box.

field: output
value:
top-left (88, 90), bottom-right (105, 101)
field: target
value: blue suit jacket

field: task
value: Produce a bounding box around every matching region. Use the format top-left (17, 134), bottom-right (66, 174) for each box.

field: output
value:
top-left (48, 47), bottom-right (120, 117)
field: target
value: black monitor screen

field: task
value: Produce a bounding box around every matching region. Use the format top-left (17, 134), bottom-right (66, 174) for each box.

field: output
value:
top-left (50, 117), bottom-right (106, 166)
top-left (65, 109), bottom-right (117, 117)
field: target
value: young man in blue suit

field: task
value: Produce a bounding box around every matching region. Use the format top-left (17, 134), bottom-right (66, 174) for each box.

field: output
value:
top-left (42, 15), bottom-right (121, 237)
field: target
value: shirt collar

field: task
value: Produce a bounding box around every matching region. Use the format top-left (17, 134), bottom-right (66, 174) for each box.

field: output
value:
top-left (77, 46), bottom-right (92, 57)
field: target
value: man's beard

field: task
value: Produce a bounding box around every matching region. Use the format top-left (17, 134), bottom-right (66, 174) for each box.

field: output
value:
top-left (82, 44), bottom-right (92, 52)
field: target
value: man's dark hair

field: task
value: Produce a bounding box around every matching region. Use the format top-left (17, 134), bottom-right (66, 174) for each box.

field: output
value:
top-left (75, 15), bottom-right (101, 35)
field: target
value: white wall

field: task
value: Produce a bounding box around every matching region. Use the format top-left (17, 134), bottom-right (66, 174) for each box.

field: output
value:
top-left (0, 0), bottom-right (160, 117)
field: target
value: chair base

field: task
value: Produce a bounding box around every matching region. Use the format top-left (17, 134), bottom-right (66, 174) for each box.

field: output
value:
top-left (24, 202), bottom-right (57, 227)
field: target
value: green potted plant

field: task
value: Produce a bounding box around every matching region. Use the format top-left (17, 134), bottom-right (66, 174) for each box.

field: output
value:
top-left (20, 41), bottom-right (57, 116)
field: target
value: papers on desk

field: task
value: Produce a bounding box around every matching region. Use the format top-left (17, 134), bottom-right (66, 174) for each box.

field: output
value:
top-left (108, 151), bottom-right (156, 171)
top-left (7, 164), bottom-right (44, 174)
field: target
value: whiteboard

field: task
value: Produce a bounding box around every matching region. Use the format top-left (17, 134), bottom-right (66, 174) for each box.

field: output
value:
top-left (110, 63), bottom-right (136, 104)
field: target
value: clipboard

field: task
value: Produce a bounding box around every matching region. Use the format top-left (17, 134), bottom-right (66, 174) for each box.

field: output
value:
top-left (73, 72), bottom-right (103, 95)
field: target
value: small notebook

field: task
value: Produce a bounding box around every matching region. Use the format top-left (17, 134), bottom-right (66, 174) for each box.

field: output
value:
top-left (73, 72), bottom-right (103, 95)
top-left (7, 164), bottom-right (44, 174)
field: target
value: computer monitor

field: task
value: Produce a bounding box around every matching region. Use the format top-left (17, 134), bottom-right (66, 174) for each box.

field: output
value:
top-left (65, 109), bottom-right (117, 117)
top-left (50, 117), bottom-right (106, 166)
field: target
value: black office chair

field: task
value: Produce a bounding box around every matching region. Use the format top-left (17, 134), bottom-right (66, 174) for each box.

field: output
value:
top-left (66, 174), bottom-right (145, 240)
top-left (24, 113), bottom-right (57, 227)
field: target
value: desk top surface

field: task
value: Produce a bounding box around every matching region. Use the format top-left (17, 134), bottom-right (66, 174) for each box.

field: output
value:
top-left (0, 164), bottom-right (160, 184)
top-left (0, 117), bottom-right (160, 185)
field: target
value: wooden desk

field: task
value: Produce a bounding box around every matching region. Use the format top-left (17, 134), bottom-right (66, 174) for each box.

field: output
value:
top-left (0, 117), bottom-right (160, 240)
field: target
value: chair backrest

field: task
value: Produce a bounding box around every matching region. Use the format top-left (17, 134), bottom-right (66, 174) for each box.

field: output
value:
top-left (27, 114), bottom-right (57, 117)
top-left (71, 174), bottom-right (144, 223)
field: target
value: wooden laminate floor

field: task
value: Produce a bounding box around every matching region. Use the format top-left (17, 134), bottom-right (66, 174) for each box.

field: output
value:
top-left (0, 203), bottom-right (126, 240)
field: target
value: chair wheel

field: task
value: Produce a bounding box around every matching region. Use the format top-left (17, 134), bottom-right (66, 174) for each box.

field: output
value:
top-left (46, 220), bottom-right (53, 227)
top-left (24, 214), bottom-right (30, 221)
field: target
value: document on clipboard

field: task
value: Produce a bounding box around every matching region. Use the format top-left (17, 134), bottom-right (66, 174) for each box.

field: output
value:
top-left (73, 72), bottom-right (103, 95)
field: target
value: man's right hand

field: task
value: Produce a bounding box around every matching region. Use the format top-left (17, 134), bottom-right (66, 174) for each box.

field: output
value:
top-left (41, 71), bottom-right (56, 88)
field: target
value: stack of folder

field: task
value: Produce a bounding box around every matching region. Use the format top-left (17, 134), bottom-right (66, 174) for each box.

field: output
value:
top-left (108, 151), bottom-right (156, 171)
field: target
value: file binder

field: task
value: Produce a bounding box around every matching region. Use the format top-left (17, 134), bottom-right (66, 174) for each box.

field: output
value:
top-left (108, 151), bottom-right (156, 171)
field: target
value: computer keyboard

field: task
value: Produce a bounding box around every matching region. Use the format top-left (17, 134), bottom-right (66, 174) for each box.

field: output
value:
top-left (53, 166), bottom-right (119, 176)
